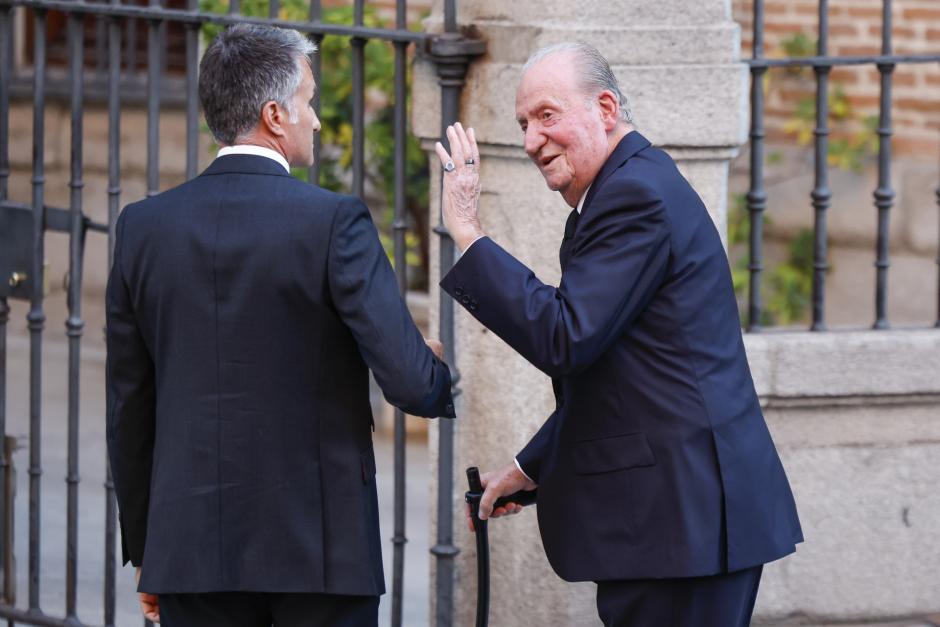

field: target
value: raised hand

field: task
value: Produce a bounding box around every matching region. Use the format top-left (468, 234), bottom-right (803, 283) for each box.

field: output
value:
top-left (434, 122), bottom-right (485, 252)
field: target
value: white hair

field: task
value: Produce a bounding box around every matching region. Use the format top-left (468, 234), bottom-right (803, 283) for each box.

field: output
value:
top-left (522, 42), bottom-right (634, 124)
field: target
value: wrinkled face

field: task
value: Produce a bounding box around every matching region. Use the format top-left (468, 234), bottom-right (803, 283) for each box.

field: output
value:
top-left (282, 61), bottom-right (321, 168)
top-left (515, 53), bottom-right (610, 207)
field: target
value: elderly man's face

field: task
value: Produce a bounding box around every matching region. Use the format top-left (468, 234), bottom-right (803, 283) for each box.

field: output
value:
top-left (515, 53), bottom-right (611, 207)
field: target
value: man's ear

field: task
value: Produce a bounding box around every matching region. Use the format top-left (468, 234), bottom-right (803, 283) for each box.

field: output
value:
top-left (596, 90), bottom-right (620, 131)
top-left (260, 100), bottom-right (287, 137)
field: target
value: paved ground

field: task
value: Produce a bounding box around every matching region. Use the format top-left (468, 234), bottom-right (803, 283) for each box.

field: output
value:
top-left (1, 293), bottom-right (431, 626)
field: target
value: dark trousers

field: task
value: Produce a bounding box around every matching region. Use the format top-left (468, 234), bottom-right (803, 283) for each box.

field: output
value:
top-left (596, 565), bottom-right (763, 627)
top-left (158, 591), bottom-right (379, 627)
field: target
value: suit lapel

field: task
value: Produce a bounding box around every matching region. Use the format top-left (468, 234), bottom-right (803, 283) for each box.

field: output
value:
top-left (558, 131), bottom-right (652, 270)
top-left (581, 131), bottom-right (652, 213)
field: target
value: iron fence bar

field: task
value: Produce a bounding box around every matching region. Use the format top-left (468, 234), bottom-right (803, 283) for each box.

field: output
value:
top-left (0, 298), bottom-right (8, 614)
top-left (65, 13), bottom-right (86, 621)
top-left (104, 3), bottom-right (121, 625)
top-left (308, 0), bottom-right (321, 186)
top-left (28, 7), bottom-right (48, 613)
top-left (1, 0), bottom-right (429, 43)
top-left (146, 0), bottom-right (161, 197)
top-left (873, 0), bottom-right (895, 330)
top-left (746, 0), bottom-right (765, 333)
top-left (390, 0), bottom-right (408, 621)
top-left (185, 0), bottom-right (198, 180)
top-left (228, 0), bottom-right (238, 16)
top-left (0, 4), bottom-right (11, 202)
top-left (94, 10), bottom-right (106, 79)
top-left (268, 0), bottom-right (277, 19)
top-left (810, 0), bottom-right (830, 331)
top-left (443, 0), bottom-right (455, 34)
top-left (125, 16), bottom-right (137, 74)
top-left (430, 7), bottom-right (483, 624)
top-left (747, 54), bottom-right (940, 68)
top-left (350, 0), bottom-right (365, 199)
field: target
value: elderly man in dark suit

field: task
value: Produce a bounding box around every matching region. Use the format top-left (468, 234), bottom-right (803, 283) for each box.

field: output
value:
top-left (434, 42), bottom-right (802, 626)
top-left (106, 24), bottom-right (454, 627)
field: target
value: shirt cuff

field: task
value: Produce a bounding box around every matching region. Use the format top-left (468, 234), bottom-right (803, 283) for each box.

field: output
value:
top-left (459, 234), bottom-right (486, 256)
top-left (514, 457), bottom-right (534, 483)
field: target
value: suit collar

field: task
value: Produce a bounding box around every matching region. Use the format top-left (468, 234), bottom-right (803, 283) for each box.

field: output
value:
top-left (200, 154), bottom-right (295, 178)
top-left (581, 130), bottom-right (651, 212)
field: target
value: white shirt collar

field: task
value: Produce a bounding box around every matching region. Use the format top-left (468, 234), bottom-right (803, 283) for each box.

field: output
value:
top-left (576, 183), bottom-right (592, 214)
top-left (217, 145), bottom-right (291, 174)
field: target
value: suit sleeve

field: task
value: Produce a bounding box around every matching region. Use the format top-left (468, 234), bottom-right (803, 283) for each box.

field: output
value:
top-left (328, 196), bottom-right (455, 418)
top-left (440, 176), bottom-right (670, 380)
top-left (105, 209), bottom-right (156, 567)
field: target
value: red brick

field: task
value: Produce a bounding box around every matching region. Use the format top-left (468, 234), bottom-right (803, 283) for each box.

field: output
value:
top-left (765, 22), bottom-right (813, 35)
top-left (928, 29), bottom-right (940, 41)
top-left (925, 74), bottom-right (940, 87)
top-left (846, 7), bottom-right (884, 18)
top-left (892, 135), bottom-right (940, 157)
top-left (895, 98), bottom-right (940, 113)
top-left (829, 24), bottom-right (859, 37)
top-left (892, 71), bottom-right (919, 88)
top-left (902, 7), bottom-right (940, 20)
top-left (830, 67), bottom-right (861, 84)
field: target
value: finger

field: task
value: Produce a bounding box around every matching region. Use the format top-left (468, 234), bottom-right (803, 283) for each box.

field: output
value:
top-left (468, 127), bottom-right (480, 164)
top-left (491, 506), bottom-right (510, 518)
top-left (433, 141), bottom-right (452, 167)
top-left (446, 126), bottom-right (465, 165)
top-left (454, 122), bottom-right (472, 162)
top-left (478, 484), bottom-right (498, 520)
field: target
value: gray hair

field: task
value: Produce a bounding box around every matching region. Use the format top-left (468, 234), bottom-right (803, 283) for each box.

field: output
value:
top-left (522, 42), bottom-right (634, 124)
top-left (199, 24), bottom-right (317, 146)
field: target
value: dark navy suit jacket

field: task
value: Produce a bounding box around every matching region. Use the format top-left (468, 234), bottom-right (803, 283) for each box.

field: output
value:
top-left (106, 154), bottom-right (454, 594)
top-left (441, 132), bottom-right (802, 582)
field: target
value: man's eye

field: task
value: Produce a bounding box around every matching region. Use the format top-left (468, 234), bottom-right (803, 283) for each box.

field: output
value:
top-left (542, 111), bottom-right (552, 120)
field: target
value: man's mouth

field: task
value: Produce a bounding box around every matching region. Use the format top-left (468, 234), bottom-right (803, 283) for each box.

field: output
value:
top-left (540, 154), bottom-right (559, 167)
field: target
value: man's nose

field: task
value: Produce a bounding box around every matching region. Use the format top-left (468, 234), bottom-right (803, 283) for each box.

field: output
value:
top-left (312, 111), bottom-right (322, 133)
top-left (523, 125), bottom-right (544, 158)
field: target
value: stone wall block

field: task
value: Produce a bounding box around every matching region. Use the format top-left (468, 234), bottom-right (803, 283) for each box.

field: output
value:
top-left (745, 329), bottom-right (940, 399)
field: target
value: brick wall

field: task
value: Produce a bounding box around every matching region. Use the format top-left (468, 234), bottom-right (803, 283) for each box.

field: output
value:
top-left (732, 0), bottom-right (940, 157)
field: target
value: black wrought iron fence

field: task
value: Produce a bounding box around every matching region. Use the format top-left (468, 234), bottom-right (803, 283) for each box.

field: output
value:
top-left (0, 1), bottom-right (481, 626)
top-left (744, 0), bottom-right (940, 332)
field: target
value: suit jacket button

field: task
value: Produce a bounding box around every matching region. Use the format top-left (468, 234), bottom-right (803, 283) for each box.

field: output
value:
top-left (469, 303), bottom-right (478, 311)
top-left (461, 295), bottom-right (471, 304)
top-left (454, 287), bottom-right (465, 297)
top-left (446, 403), bottom-right (454, 413)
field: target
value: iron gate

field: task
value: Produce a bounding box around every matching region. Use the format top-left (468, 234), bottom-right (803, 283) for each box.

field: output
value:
top-left (744, 0), bottom-right (940, 333)
top-left (0, 1), bottom-right (481, 625)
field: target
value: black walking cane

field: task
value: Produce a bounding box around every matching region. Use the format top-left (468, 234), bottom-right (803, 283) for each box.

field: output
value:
top-left (465, 466), bottom-right (537, 627)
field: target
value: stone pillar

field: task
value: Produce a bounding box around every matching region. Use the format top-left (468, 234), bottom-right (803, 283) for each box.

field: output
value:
top-left (413, 2), bottom-right (748, 624)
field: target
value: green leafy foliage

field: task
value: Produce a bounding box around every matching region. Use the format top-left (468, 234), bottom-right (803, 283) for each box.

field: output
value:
top-left (199, 0), bottom-right (431, 286)
top-left (729, 194), bottom-right (822, 328)
top-left (776, 33), bottom-right (879, 173)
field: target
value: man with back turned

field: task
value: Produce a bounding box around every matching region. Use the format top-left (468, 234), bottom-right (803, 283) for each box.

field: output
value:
top-left (435, 42), bottom-right (802, 626)
top-left (106, 24), bottom-right (454, 627)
